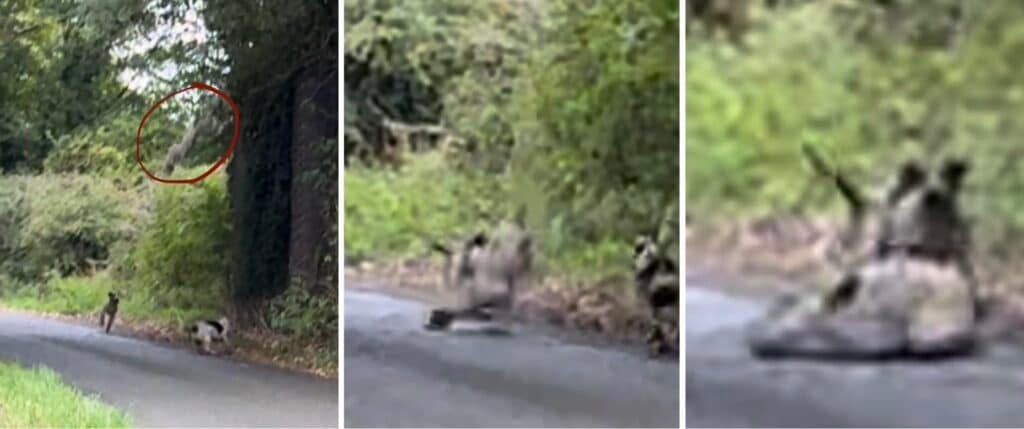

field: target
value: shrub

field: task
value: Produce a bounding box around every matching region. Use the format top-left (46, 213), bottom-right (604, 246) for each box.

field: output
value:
top-left (686, 0), bottom-right (1024, 263)
top-left (133, 165), bottom-right (231, 300)
top-left (344, 151), bottom-right (508, 261)
top-left (19, 175), bottom-right (135, 279)
top-left (0, 176), bottom-right (29, 279)
top-left (268, 285), bottom-right (337, 341)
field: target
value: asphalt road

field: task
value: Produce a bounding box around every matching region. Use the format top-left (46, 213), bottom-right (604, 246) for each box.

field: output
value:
top-left (686, 276), bottom-right (1024, 428)
top-left (343, 286), bottom-right (680, 428)
top-left (0, 311), bottom-right (338, 428)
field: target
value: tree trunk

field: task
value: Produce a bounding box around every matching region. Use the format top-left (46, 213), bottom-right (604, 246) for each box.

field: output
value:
top-left (288, 65), bottom-right (338, 293)
top-left (228, 85), bottom-right (294, 321)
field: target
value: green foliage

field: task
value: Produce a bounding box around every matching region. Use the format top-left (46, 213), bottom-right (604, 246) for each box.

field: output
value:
top-left (345, 152), bottom-right (507, 261)
top-left (0, 177), bottom-right (30, 279)
top-left (265, 285), bottom-right (338, 369)
top-left (133, 166), bottom-right (231, 297)
top-left (0, 0), bottom-right (146, 173)
top-left (344, 0), bottom-right (527, 164)
top-left (688, 0), bottom-right (1024, 258)
top-left (5, 273), bottom-right (116, 316)
top-left (508, 0), bottom-right (679, 246)
top-left (19, 175), bottom-right (135, 279)
top-left (268, 285), bottom-right (337, 342)
top-left (0, 361), bottom-right (132, 428)
top-left (44, 109), bottom-right (185, 179)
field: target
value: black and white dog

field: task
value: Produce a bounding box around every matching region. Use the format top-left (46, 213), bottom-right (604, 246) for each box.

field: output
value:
top-left (186, 316), bottom-right (231, 354)
top-left (633, 236), bottom-right (680, 357)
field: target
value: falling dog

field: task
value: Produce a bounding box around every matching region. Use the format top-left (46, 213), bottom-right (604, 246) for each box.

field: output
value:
top-left (425, 221), bottom-right (532, 330)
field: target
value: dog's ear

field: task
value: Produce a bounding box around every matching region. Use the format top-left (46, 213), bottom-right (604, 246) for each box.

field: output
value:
top-left (634, 235), bottom-right (657, 258)
top-left (470, 232), bottom-right (488, 247)
top-left (633, 236), bottom-right (647, 256)
top-left (941, 158), bottom-right (969, 194)
top-left (887, 160), bottom-right (926, 204)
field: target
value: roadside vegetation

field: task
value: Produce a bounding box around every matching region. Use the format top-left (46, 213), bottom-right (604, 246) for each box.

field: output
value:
top-left (0, 361), bottom-right (132, 428)
top-left (687, 0), bottom-right (1024, 301)
top-left (0, 2), bottom-right (337, 377)
top-left (345, 0), bottom-right (678, 338)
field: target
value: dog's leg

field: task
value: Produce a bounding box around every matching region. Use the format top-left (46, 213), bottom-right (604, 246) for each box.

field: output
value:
top-left (646, 322), bottom-right (666, 358)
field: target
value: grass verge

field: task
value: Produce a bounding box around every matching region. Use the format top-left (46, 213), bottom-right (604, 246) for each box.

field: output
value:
top-left (0, 361), bottom-right (131, 428)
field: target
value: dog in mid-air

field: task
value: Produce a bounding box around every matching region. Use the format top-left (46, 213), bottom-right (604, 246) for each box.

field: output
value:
top-left (98, 291), bottom-right (120, 334)
top-left (633, 235), bottom-right (680, 357)
top-left (425, 221), bottom-right (533, 331)
top-left (186, 317), bottom-right (232, 355)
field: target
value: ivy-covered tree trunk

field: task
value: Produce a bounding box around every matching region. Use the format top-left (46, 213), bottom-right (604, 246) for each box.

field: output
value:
top-left (227, 85), bottom-right (294, 325)
top-left (289, 65), bottom-right (338, 294)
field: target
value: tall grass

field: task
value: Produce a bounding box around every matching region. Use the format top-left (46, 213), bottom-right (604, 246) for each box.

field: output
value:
top-left (0, 361), bottom-right (132, 428)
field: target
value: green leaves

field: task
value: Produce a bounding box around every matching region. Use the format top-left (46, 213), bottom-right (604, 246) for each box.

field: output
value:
top-left (4, 175), bottom-right (136, 279)
top-left (134, 166), bottom-right (230, 293)
top-left (506, 0), bottom-right (679, 246)
top-left (689, 0), bottom-right (1024, 260)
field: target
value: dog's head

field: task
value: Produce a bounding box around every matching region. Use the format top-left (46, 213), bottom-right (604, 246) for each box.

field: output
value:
top-left (634, 235), bottom-right (661, 273)
top-left (882, 157), bottom-right (969, 255)
top-left (217, 316), bottom-right (231, 334)
top-left (107, 291), bottom-right (120, 305)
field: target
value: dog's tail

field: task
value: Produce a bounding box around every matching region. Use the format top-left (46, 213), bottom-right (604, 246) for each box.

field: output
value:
top-left (430, 242), bottom-right (452, 255)
top-left (800, 142), bottom-right (866, 220)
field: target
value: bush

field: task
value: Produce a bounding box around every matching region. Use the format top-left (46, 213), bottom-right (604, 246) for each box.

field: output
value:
top-left (0, 177), bottom-right (29, 278)
top-left (686, 0), bottom-right (1024, 261)
top-left (44, 107), bottom-right (185, 180)
top-left (268, 285), bottom-right (337, 341)
top-left (19, 175), bottom-right (135, 279)
top-left (133, 165), bottom-right (231, 300)
top-left (344, 152), bottom-right (508, 261)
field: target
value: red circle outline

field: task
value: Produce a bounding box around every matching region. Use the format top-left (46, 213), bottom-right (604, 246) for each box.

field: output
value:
top-left (136, 82), bottom-right (240, 184)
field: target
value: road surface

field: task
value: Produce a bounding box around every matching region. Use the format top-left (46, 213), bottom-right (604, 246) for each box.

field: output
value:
top-left (0, 311), bottom-right (338, 428)
top-left (343, 286), bottom-right (680, 428)
top-left (686, 275), bottom-right (1024, 428)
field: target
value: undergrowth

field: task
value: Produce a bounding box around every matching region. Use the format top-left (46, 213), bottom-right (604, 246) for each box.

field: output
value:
top-left (344, 153), bottom-right (641, 285)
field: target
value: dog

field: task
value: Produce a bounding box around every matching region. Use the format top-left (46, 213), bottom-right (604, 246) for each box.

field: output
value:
top-left (749, 156), bottom-right (977, 359)
top-left (98, 292), bottom-right (119, 334)
top-left (425, 221), bottom-right (532, 331)
top-left (187, 316), bottom-right (232, 354)
top-left (634, 236), bottom-right (680, 357)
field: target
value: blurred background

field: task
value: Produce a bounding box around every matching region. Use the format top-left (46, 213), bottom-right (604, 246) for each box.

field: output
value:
top-left (687, 0), bottom-right (1024, 300)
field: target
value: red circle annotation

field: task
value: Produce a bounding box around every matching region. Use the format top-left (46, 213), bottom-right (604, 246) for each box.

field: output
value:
top-left (136, 82), bottom-right (240, 185)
